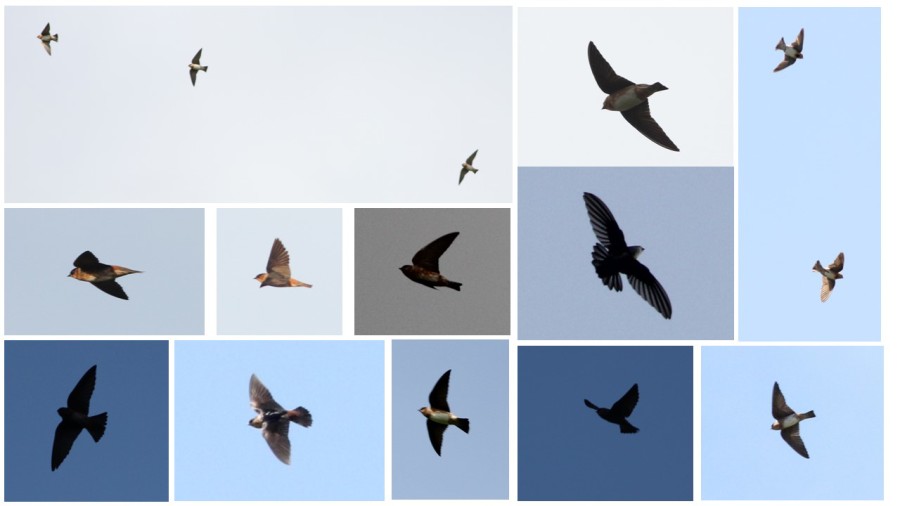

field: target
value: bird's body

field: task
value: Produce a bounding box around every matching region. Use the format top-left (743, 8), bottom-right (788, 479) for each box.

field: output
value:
top-left (248, 374), bottom-right (312, 465)
top-left (584, 383), bottom-right (640, 433)
top-left (459, 149), bottom-right (479, 184)
top-left (771, 381), bottom-right (815, 458)
top-left (400, 232), bottom-right (462, 291)
top-left (774, 29), bottom-right (804, 72)
top-left (189, 48), bottom-right (208, 86)
top-left (68, 251), bottom-right (141, 300)
top-left (812, 252), bottom-right (844, 302)
top-left (255, 238), bottom-right (312, 288)
top-left (52, 365), bottom-right (108, 471)
top-left (419, 369), bottom-right (469, 456)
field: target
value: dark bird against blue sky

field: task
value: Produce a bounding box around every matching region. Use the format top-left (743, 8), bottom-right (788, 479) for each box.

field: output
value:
top-left (584, 383), bottom-right (640, 433)
top-left (68, 251), bottom-right (142, 300)
top-left (583, 192), bottom-right (672, 319)
top-left (248, 374), bottom-right (312, 465)
top-left (51, 364), bottom-right (108, 471)
top-left (400, 232), bottom-right (463, 291)
top-left (812, 251), bottom-right (843, 302)
top-left (587, 41), bottom-right (679, 152)
top-left (771, 381), bottom-right (816, 458)
top-left (774, 28), bottom-right (804, 72)
top-left (419, 369), bottom-right (470, 456)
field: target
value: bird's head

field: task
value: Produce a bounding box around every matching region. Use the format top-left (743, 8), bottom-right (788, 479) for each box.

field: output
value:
top-left (419, 407), bottom-right (431, 417)
top-left (628, 245), bottom-right (645, 259)
top-left (770, 421), bottom-right (782, 430)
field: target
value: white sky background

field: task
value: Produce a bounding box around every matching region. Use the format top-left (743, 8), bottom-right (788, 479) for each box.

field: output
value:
top-left (5, 6), bottom-right (512, 203)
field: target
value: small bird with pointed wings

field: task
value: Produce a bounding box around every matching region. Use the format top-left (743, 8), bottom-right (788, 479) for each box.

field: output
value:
top-left (587, 41), bottom-right (679, 152)
top-left (774, 29), bottom-right (804, 72)
top-left (584, 383), bottom-right (640, 433)
top-left (812, 252), bottom-right (843, 302)
top-left (37, 23), bottom-right (58, 55)
top-left (52, 365), bottom-right (108, 471)
top-left (459, 149), bottom-right (479, 185)
top-left (248, 374), bottom-right (312, 465)
top-left (771, 381), bottom-right (815, 458)
top-left (254, 238), bottom-right (312, 288)
top-left (189, 48), bottom-right (208, 86)
top-left (583, 192), bottom-right (672, 319)
top-left (68, 251), bottom-right (142, 300)
top-left (399, 232), bottom-right (462, 291)
top-left (419, 369), bottom-right (469, 456)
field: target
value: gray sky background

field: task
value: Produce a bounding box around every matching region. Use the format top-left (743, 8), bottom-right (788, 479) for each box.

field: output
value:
top-left (217, 208), bottom-right (342, 335)
top-left (518, 7), bottom-right (732, 166)
top-left (519, 167), bottom-right (733, 340)
top-left (5, 6), bottom-right (512, 203)
top-left (4, 208), bottom-right (204, 335)
top-left (355, 208), bottom-right (510, 335)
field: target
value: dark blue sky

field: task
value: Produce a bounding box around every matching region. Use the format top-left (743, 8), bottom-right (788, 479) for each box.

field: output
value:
top-left (518, 346), bottom-right (692, 501)
top-left (4, 340), bottom-right (168, 502)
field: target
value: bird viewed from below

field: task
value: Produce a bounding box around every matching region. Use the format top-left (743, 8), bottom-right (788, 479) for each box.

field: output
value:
top-left (582, 192), bottom-right (672, 319)
top-left (68, 251), bottom-right (142, 300)
top-left (254, 238), bottom-right (312, 288)
top-left (812, 251), bottom-right (843, 302)
top-left (419, 369), bottom-right (470, 456)
top-left (248, 374), bottom-right (313, 465)
top-left (189, 48), bottom-right (208, 86)
top-left (459, 149), bottom-right (479, 185)
top-left (51, 364), bottom-right (108, 471)
top-left (399, 231), bottom-right (462, 291)
top-left (584, 383), bottom-right (640, 433)
top-left (587, 41), bottom-right (679, 152)
top-left (771, 381), bottom-right (815, 458)
top-left (37, 23), bottom-right (58, 55)
top-left (774, 28), bottom-right (804, 72)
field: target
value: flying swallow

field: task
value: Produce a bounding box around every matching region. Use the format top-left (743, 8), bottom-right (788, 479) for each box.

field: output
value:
top-left (774, 29), bottom-right (804, 72)
top-left (813, 252), bottom-right (843, 302)
top-left (459, 149), bottom-right (479, 185)
top-left (583, 192), bottom-right (672, 319)
top-left (399, 232), bottom-right (462, 291)
top-left (254, 238), bottom-right (312, 288)
top-left (419, 369), bottom-right (469, 456)
top-left (52, 365), bottom-right (108, 471)
top-left (37, 23), bottom-right (58, 55)
top-left (771, 381), bottom-right (815, 458)
top-left (68, 251), bottom-right (142, 300)
top-left (584, 383), bottom-right (640, 433)
top-left (248, 374), bottom-right (312, 465)
top-left (587, 41), bottom-right (679, 152)
top-left (189, 48), bottom-right (208, 86)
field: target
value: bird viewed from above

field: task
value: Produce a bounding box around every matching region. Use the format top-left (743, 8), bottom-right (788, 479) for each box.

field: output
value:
top-left (774, 28), bottom-right (804, 72)
top-left (812, 251), bottom-right (843, 302)
top-left (587, 41), bottom-right (679, 152)
top-left (68, 251), bottom-right (142, 300)
top-left (399, 231), bottom-right (463, 291)
top-left (771, 381), bottom-right (815, 459)
top-left (52, 364), bottom-right (108, 471)
top-left (459, 149), bottom-right (479, 185)
top-left (248, 374), bottom-right (313, 465)
top-left (584, 383), bottom-right (640, 433)
top-left (37, 22), bottom-right (58, 56)
top-left (254, 238), bottom-right (313, 288)
top-left (582, 192), bottom-right (672, 319)
top-left (419, 369), bottom-right (470, 456)
top-left (188, 48), bottom-right (208, 86)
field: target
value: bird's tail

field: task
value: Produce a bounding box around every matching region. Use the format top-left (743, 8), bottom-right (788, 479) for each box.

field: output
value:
top-left (470, 168), bottom-right (478, 174)
top-left (775, 37), bottom-right (786, 51)
top-left (649, 82), bottom-right (668, 92)
top-left (290, 279), bottom-right (313, 288)
top-left (619, 420), bottom-right (639, 434)
top-left (86, 412), bottom-right (108, 442)
top-left (112, 266), bottom-right (142, 276)
top-left (591, 244), bottom-right (623, 292)
top-left (52, 34), bottom-right (59, 41)
top-left (201, 66), bottom-right (209, 72)
top-left (287, 407), bottom-right (313, 427)
top-left (799, 410), bottom-right (816, 420)
top-left (583, 398), bottom-right (601, 410)
top-left (812, 260), bottom-right (823, 271)
top-left (447, 281), bottom-right (462, 291)
top-left (455, 418), bottom-right (470, 433)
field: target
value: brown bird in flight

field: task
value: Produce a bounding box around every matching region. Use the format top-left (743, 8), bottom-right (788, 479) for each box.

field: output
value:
top-left (68, 251), bottom-right (142, 300)
top-left (419, 369), bottom-right (469, 456)
top-left (37, 22), bottom-right (58, 55)
top-left (771, 381), bottom-right (815, 458)
top-left (812, 252), bottom-right (843, 302)
top-left (248, 374), bottom-right (312, 465)
top-left (399, 232), bottom-right (462, 291)
top-left (774, 28), bottom-right (804, 72)
top-left (255, 238), bottom-right (312, 288)
top-left (52, 365), bottom-right (108, 471)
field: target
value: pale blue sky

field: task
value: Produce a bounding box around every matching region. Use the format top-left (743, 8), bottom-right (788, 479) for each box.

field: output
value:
top-left (702, 346), bottom-right (883, 500)
top-left (4, 208), bottom-right (204, 335)
top-left (217, 208), bottom-right (342, 335)
top-left (5, 6), bottom-right (512, 203)
top-left (392, 340), bottom-right (508, 499)
top-left (175, 340), bottom-right (384, 501)
top-left (739, 8), bottom-right (880, 341)
top-left (519, 167), bottom-right (733, 340)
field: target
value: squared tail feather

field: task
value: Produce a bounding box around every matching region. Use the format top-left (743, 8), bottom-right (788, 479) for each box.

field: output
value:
top-left (86, 412), bottom-right (108, 442)
top-left (456, 417), bottom-right (470, 433)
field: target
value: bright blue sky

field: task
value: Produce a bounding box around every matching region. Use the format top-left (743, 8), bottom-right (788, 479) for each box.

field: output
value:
top-left (4, 340), bottom-right (168, 502)
top-left (355, 208), bottom-right (510, 336)
top-left (519, 167), bottom-right (733, 340)
top-left (739, 8), bottom-right (880, 341)
top-left (5, 6), bottom-right (512, 203)
top-left (174, 340), bottom-right (383, 501)
top-left (518, 346), bottom-right (693, 501)
top-left (392, 340), bottom-right (508, 499)
top-left (217, 208), bottom-right (342, 335)
top-left (4, 208), bottom-right (204, 335)
top-left (702, 346), bottom-right (883, 500)
top-left (518, 7), bottom-right (732, 167)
